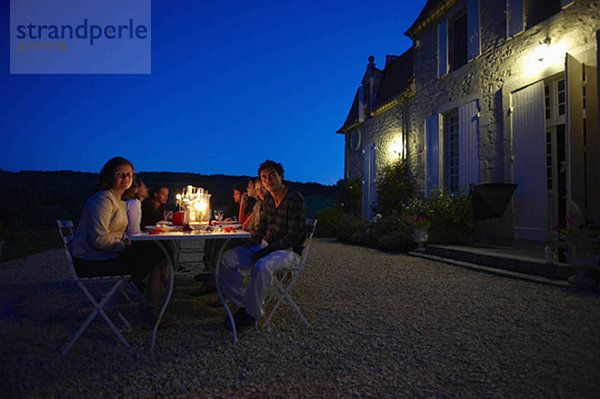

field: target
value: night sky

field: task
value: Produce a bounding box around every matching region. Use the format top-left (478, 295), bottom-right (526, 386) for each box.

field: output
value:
top-left (0, 0), bottom-right (427, 185)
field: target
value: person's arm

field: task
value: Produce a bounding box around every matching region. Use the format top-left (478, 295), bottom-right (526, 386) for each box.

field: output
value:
top-left (126, 200), bottom-right (142, 236)
top-left (89, 193), bottom-right (126, 252)
top-left (239, 195), bottom-right (248, 224)
top-left (241, 211), bottom-right (253, 231)
top-left (252, 192), bottom-right (305, 260)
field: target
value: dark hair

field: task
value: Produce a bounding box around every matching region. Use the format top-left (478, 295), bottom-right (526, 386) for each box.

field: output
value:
top-left (123, 177), bottom-right (146, 201)
top-left (96, 157), bottom-right (134, 192)
top-left (258, 160), bottom-right (284, 178)
top-left (151, 185), bottom-right (168, 196)
top-left (253, 177), bottom-right (261, 184)
top-left (234, 183), bottom-right (247, 194)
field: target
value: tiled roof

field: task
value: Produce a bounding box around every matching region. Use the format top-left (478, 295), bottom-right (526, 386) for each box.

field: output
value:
top-left (337, 48), bottom-right (414, 134)
top-left (405, 0), bottom-right (458, 38)
top-left (337, 89), bottom-right (360, 133)
top-left (372, 48), bottom-right (414, 111)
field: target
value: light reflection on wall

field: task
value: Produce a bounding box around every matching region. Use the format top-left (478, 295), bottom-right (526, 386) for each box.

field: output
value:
top-left (388, 136), bottom-right (405, 160)
top-left (524, 40), bottom-right (567, 75)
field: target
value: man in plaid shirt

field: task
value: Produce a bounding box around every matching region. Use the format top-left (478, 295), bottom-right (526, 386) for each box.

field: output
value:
top-left (219, 160), bottom-right (306, 329)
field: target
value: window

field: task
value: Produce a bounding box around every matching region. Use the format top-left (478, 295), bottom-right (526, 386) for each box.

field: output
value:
top-left (557, 79), bottom-right (565, 116)
top-left (443, 111), bottom-right (460, 193)
top-left (544, 76), bottom-right (567, 229)
top-left (527, 0), bottom-right (561, 28)
top-left (508, 0), bottom-right (570, 37)
top-left (437, 0), bottom-right (479, 77)
top-left (426, 101), bottom-right (479, 196)
top-left (449, 10), bottom-right (468, 71)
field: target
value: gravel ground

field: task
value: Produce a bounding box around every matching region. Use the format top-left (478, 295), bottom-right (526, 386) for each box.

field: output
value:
top-left (1, 238), bottom-right (599, 398)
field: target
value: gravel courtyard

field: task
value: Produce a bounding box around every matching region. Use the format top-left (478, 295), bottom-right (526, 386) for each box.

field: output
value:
top-left (1, 238), bottom-right (599, 398)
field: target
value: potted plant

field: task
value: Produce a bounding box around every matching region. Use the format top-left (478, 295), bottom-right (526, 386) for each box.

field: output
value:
top-left (403, 214), bottom-right (431, 251)
top-left (554, 215), bottom-right (600, 287)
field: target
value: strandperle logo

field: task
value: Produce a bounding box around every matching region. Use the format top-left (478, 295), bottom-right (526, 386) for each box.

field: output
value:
top-left (15, 19), bottom-right (149, 46)
top-left (10, 0), bottom-right (151, 74)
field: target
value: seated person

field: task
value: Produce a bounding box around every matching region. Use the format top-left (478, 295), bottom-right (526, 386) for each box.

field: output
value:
top-left (123, 177), bottom-right (149, 236)
top-left (242, 178), bottom-right (264, 232)
top-left (70, 157), bottom-right (167, 325)
top-left (239, 179), bottom-right (258, 226)
top-left (223, 183), bottom-right (245, 221)
top-left (219, 160), bottom-right (306, 329)
top-left (141, 185), bottom-right (169, 227)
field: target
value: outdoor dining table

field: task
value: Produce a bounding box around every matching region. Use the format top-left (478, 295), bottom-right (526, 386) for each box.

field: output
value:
top-left (131, 228), bottom-right (251, 351)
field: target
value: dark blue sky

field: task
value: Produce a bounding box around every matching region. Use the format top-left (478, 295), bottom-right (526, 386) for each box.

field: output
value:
top-left (1, 0), bottom-right (427, 185)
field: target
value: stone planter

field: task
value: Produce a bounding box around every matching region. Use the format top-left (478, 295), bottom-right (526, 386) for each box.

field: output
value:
top-left (566, 237), bottom-right (600, 288)
top-left (412, 226), bottom-right (429, 251)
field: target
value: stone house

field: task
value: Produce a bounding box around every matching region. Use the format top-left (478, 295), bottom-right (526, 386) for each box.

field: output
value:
top-left (337, 0), bottom-right (600, 241)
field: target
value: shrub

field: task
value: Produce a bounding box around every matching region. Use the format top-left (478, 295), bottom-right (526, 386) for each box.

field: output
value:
top-left (336, 213), bottom-right (416, 252)
top-left (375, 159), bottom-right (414, 216)
top-left (336, 179), bottom-right (362, 215)
top-left (368, 216), bottom-right (416, 251)
top-left (314, 207), bottom-right (344, 237)
top-left (404, 188), bottom-right (474, 244)
top-left (336, 213), bottom-right (368, 243)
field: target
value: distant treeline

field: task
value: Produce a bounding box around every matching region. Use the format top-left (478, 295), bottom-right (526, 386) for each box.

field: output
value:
top-left (0, 170), bottom-right (337, 230)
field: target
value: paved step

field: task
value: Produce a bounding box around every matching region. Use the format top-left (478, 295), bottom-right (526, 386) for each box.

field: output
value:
top-left (420, 244), bottom-right (575, 281)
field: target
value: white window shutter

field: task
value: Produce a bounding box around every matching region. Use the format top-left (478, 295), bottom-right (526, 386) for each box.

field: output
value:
top-left (438, 21), bottom-right (448, 77)
top-left (512, 81), bottom-right (547, 241)
top-left (362, 145), bottom-right (377, 219)
top-left (467, 0), bottom-right (480, 60)
top-left (561, 0), bottom-right (575, 8)
top-left (458, 100), bottom-right (480, 190)
top-left (507, 0), bottom-right (524, 38)
top-left (425, 115), bottom-right (440, 196)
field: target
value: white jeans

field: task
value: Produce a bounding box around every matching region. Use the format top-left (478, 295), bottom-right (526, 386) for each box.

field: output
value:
top-left (219, 246), bottom-right (300, 320)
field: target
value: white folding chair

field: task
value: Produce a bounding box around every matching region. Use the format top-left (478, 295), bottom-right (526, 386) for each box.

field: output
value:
top-left (57, 220), bottom-right (133, 354)
top-left (258, 218), bottom-right (318, 330)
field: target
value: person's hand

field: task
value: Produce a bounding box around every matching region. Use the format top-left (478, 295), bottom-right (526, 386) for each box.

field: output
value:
top-left (122, 234), bottom-right (132, 246)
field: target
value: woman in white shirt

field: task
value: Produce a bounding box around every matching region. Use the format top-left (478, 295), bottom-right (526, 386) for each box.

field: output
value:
top-left (124, 178), bottom-right (149, 236)
top-left (71, 157), bottom-right (166, 323)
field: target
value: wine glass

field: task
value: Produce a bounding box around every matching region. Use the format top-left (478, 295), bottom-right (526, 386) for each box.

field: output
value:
top-left (163, 210), bottom-right (173, 222)
top-left (213, 210), bottom-right (224, 222)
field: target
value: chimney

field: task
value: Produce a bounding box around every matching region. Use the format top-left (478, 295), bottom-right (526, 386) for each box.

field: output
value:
top-left (385, 55), bottom-right (399, 68)
top-left (367, 55), bottom-right (376, 70)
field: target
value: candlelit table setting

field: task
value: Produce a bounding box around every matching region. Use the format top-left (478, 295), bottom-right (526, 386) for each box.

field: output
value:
top-left (131, 185), bottom-right (251, 350)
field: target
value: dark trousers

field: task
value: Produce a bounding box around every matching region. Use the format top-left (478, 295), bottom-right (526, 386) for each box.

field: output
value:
top-left (73, 242), bottom-right (167, 289)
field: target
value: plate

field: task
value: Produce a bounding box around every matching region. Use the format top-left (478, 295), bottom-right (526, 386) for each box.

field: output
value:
top-left (212, 220), bottom-right (239, 225)
top-left (189, 222), bottom-right (209, 231)
top-left (212, 223), bottom-right (242, 229)
top-left (144, 225), bottom-right (182, 232)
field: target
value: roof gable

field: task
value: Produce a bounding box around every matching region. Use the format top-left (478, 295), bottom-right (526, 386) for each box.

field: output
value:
top-left (405, 0), bottom-right (459, 38)
top-left (337, 48), bottom-right (414, 133)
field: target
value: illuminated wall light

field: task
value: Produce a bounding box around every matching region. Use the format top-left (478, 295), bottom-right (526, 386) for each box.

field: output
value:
top-left (524, 40), bottom-right (567, 75)
top-left (388, 136), bottom-right (404, 159)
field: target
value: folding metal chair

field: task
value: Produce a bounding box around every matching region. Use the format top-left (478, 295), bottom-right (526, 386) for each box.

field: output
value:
top-left (56, 220), bottom-right (133, 354)
top-left (258, 218), bottom-right (318, 330)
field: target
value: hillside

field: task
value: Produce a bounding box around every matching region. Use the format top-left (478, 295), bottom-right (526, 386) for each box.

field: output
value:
top-left (0, 170), bottom-right (336, 229)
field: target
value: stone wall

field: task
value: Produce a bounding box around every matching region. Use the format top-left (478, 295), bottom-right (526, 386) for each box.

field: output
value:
top-left (341, 0), bottom-right (599, 233)
top-left (409, 0), bottom-right (600, 192)
top-left (345, 103), bottom-right (408, 182)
